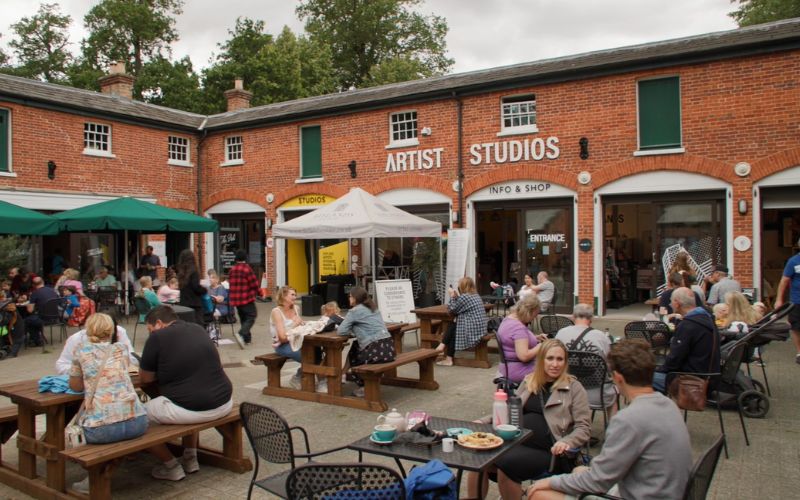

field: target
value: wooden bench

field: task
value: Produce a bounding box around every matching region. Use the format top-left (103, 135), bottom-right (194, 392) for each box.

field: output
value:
top-left (253, 353), bottom-right (288, 388)
top-left (60, 405), bottom-right (251, 499)
top-left (0, 406), bottom-right (18, 463)
top-left (453, 333), bottom-right (495, 369)
top-left (351, 348), bottom-right (440, 411)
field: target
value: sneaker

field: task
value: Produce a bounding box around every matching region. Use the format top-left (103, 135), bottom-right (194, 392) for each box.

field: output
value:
top-left (233, 333), bottom-right (245, 349)
top-left (152, 462), bottom-right (186, 481)
top-left (436, 358), bottom-right (453, 367)
top-left (181, 455), bottom-right (200, 474)
top-left (352, 386), bottom-right (365, 397)
top-left (288, 373), bottom-right (303, 390)
top-left (316, 379), bottom-right (328, 393)
top-left (72, 477), bottom-right (89, 494)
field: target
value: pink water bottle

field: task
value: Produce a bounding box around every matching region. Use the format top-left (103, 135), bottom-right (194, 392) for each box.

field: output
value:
top-left (492, 390), bottom-right (509, 429)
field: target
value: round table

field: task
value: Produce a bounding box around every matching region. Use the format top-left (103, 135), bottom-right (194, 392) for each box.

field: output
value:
top-left (167, 304), bottom-right (197, 323)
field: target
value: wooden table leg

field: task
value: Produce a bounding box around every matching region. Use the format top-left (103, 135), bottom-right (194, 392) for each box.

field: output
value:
top-left (419, 318), bottom-right (433, 348)
top-left (300, 345), bottom-right (317, 392)
top-left (45, 405), bottom-right (66, 492)
top-left (16, 406), bottom-right (36, 479)
top-left (326, 345), bottom-right (343, 397)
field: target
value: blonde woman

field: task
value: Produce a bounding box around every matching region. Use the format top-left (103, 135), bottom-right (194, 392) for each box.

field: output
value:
top-left (721, 291), bottom-right (761, 342)
top-left (135, 276), bottom-right (161, 322)
top-left (68, 313), bottom-right (147, 492)
top-left (271, 286), bottom-right (304, 387)
top-left (469, 339), bottom-right (591, 499)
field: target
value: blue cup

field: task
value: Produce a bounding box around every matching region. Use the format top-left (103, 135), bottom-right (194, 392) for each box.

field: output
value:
top-left (495, 424), bottom-right (521, 441)
top-left (373, 424), bottom-right (397, 441)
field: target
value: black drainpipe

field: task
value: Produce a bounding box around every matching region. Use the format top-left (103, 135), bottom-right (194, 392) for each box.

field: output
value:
top-left (454, 92), bottom-right (463, 227)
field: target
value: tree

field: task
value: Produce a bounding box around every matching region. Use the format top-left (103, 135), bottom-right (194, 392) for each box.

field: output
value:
top-left (82, 0), bottom-right (183, 82)
top-left (0, 236), bottom-right (31, 278)
top-left (729, 0), bottom-right (800, 26)
top-left (7, 3), bottom-right (73, 82)
top-left (296, 0), bottom-right (453, 89)
top-left (136, 55), bottom-right (204, 113)
top-left (202, 19), bottom-right (336, 112)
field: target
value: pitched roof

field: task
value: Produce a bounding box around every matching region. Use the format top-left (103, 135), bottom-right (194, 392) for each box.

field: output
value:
top-left (0, 72), bottom-right (205, 130)
top-left (205, 18), bottom-right (800, 129)
top-left (1, 18), bottom-right (798, 132)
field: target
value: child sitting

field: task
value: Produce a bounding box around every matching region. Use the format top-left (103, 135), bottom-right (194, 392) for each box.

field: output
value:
top-left (320, 301), bottom-right (345, 332)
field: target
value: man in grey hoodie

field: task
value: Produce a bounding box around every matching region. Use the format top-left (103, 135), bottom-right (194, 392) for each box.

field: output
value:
top-left (528, 340), bottom-right (692, 500)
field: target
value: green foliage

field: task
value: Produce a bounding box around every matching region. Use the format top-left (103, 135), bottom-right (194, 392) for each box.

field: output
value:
top-left (729, 0), bottom-right (800, 26)
top-left (136, 55), bottom-right (204, 112)
top-left (83, 0), bottom-right (183, 83)
top-left (412, 238), bottom-right (440, 293)
top-left (297, 0), bottom-right (453, 90)
top-left (201, 19), bottom-right (336, 113)
top-left (0, 236), bottom-right (30, 278)
top-left (7, 3), bottom-right (73, 83)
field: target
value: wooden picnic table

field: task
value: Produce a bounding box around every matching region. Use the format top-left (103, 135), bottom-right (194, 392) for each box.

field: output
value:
top-left (0, 376), bottom-right (248, 499)
top-left (411, 303), bottom-right (495, 368)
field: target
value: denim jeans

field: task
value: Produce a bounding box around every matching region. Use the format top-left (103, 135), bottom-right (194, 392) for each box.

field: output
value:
top-left (653, 372), bottom-right (667, 393)
top-left (83, 414), bottom-right (148, 444)
top-left (275, 342), bottom-right (302, 376)
top-left (236, 302), bottom-right (257, 342)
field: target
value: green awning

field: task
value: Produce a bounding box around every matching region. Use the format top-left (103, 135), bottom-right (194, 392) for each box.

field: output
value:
top-left (0, 199), bottom-right (61, 235)
top-left (55, 197), bottom-right (218, 233)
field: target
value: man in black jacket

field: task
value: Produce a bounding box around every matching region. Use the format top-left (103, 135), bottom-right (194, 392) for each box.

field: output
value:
top-left (653, 287), bottom-right (720, 393)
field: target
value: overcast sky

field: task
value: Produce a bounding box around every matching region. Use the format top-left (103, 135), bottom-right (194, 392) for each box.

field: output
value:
top-left (1, 0), bottom-right (738, 75)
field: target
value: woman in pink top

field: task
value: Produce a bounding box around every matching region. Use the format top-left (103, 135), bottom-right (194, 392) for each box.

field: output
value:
top-left (496, 294), bottom-right (547, 383)
top-left (157, 277), bottom-right (180, 303)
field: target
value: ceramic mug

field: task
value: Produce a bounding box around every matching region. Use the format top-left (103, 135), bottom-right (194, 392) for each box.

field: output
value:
top-left (373, 424), bottom-right (397, 441)
top-left (495, 424), bottom-right (521, 441)
top-left (442, 437), bottom-right (454, 452)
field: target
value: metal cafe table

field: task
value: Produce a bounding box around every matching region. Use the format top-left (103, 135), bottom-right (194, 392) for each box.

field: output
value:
top-left (347, 416), bottom-right (531, 499)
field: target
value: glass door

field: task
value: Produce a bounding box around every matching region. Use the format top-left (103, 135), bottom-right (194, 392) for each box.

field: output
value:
top-left (522, 206), bottom-right (573, 313)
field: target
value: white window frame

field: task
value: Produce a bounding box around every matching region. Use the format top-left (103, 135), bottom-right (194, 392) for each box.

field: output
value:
top-left (167, 135), bottom-right (192, 167)
top-left (221, 135), bottom-right (244, 166)
top-left (0, 107), bottom-right (14, 177)
top-left (498, 94), bottom-right (538, 137)
top-left (82, 122), bottom-right (115, 158)
top-left (386, 110), bottom-right (419, 149)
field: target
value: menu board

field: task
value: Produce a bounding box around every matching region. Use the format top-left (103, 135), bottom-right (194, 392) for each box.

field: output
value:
top-left (374, 279), bottom-right (416, 324)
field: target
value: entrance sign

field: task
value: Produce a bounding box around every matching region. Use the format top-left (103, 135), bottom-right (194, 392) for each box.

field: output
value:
top-left (375, 279), bottom-right (416, 324)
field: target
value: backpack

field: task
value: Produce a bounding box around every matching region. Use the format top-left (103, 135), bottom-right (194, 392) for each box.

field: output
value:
top-left (404, 459), bottom-right (456, 500)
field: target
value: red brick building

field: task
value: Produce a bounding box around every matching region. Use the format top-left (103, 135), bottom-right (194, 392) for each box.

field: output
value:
top-left (2, 19), bottom-right (799, 315)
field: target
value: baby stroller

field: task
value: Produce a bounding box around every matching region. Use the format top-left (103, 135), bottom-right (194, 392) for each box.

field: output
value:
top-left (715, 303), bottom-right (793, 418)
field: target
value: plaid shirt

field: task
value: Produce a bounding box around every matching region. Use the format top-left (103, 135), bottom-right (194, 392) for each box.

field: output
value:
top-left (227, 262), bottom-right (259, 306)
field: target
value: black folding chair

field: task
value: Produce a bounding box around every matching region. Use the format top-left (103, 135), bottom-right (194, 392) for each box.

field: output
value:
top-left (540, 315), bottom-right (573, 338)
top-left (132, 296), bottom-right (153, 348)
top-left (240, 402), bottom-right (347, 499)
top-left (568, 350), bottom-right (616, 431)
top-left (95, 286), bottom-right (119, 315)
top-left (38, 297), bottom-right (69, 346)
top-left (286, 462), bottom-right (405, 500)
top-left (624, 320), bottom-right (671, 364)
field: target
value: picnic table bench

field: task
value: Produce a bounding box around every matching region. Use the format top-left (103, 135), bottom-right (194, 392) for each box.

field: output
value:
top-left (60, 405), bottom-right (251, 499)
top-left (412, 305), bottom-right (496, 369)
top-left (0, 407), bottom-right (18, 462)
top-left (351, 348), bottom-right (439, 410)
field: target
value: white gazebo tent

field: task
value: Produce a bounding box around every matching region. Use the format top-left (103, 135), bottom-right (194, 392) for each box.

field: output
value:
top-left (272, 187), bottom-right (443, 289)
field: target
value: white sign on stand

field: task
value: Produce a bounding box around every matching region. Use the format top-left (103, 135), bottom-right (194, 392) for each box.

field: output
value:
top-left (444, 228), bottom-right (470, 304)
top-left (374, 279), bottom-right (416, 324)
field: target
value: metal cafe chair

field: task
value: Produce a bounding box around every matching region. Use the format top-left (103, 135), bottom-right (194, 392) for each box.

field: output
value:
top-left (286, 462), bottom-right (405, 500)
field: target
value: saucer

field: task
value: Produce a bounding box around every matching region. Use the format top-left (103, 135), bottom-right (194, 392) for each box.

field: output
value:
top-left (370, 433), bottom-right (395, 445)
top-left (446, 427), bottom-right (473, 438)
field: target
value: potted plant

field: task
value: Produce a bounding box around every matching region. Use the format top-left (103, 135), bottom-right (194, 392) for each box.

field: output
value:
top-left (412, 238), bottom-right (441, 307)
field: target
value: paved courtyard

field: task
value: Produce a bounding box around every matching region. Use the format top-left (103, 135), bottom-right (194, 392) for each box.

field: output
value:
top-left (0, 302), bottom-right (797, 499)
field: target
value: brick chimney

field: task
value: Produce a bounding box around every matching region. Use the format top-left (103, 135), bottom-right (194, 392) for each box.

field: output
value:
top-left (224, 78), bottom-right (253, 111)
top-left (98, 62), bottom-right (134, 99)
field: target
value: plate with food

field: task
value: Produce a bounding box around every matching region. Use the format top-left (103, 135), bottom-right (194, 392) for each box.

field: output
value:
top-left (456, 431), bottom-right (504, 450)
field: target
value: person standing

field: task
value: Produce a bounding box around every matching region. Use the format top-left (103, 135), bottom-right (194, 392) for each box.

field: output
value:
top-left (176, 250), bottom-right (207, 326)
top-left (531, 272), bottom-right (556, 312)
top-left (228, 249), bottom-right (259, 346)
top-left (775, 237), bottom-right (800, 365)
top-left (706, 265), bottom-right (741, 305)
top-left (139, 245), bottom-right (161, 280)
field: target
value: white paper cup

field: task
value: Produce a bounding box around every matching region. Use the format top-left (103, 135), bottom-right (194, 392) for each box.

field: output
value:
top-left (442, 437), bottom-right (454, 452)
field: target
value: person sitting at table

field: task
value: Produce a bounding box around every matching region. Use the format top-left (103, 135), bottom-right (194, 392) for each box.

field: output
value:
top-left (719, 291), bottom-right (761, 343)
top-left (139, 306), bottom-right (233, 481)
top-left (531, 271), bottom-right (555, 312)
top-left (468, 339), bottom-right (591, 499)
top-left (518, 274), bottom-right (537, 300)
top-left (497, 294), bottom-right (546, 383)
top-left (59, 268), bottom-right (85, 296)
top-left (271, 286), bottom-right (306, 389)
top-left (68, 313), bottom-right (148, 493)
top-left (157, 277), bottom-right (180, 303)
top-left (24, 277), bottom-right (58, 347)
top-left (339, 286), bottom-right (396, 398)
top-left (56, 314), bottom-right (137, 374)
top-left (135, 276), bottom-right (162, 322)
top-left (320, 301), bottom-right (345, 332)
top-left (435, 276), bottom-right (487, 367)
top-left (93, 267), bottom-right (117, 288)
top-left (206, 271), bottom-right (230, 319)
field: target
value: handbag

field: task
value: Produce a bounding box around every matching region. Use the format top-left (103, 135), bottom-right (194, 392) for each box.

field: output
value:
top-left (668, 321), bottom-right (718, 412)
top-left (65, 346), bottom-right (113, 448)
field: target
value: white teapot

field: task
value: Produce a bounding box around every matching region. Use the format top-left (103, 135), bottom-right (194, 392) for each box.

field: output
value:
top-left (376, 408), bottom-right (406, 432)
